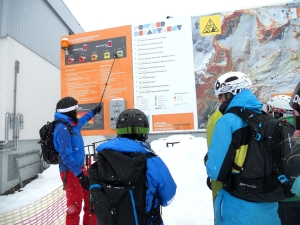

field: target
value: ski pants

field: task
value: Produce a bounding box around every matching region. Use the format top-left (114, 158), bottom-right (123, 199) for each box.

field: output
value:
top-left (60, 168), bottom-right (97, 225)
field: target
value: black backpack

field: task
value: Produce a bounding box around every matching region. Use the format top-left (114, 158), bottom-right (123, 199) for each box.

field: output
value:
top-left (88, 150), bottom-right (162, 225)
top-left (38, 120), bottom-right (73, 164)
top-left (224, 107), bottom-right (300, 202)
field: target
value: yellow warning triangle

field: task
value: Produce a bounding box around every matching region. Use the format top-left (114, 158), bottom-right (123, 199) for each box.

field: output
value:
top-left (203, 19), bottom-right (219, 33)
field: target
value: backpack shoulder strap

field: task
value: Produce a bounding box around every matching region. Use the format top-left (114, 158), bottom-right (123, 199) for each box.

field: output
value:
top-left (55, 120), bottom-right (73, 135)
top-left (226, 106), bottom-right (262, 121)
top-left (226, 107), bottom-right (266, 141)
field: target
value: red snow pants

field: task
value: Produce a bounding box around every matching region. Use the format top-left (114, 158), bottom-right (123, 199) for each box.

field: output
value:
top-left (60, 168), bottom-right (97, 225)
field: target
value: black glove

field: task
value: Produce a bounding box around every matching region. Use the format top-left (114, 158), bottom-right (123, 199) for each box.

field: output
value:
top-left (77, 172), bottom-right (90, 190)
top-left (92, 104), bottom-right (102, 115)
top-left (206, 176), bottom-right (212, 190)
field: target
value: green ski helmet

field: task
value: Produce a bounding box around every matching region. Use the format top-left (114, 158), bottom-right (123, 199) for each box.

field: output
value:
top-left (116, 109), bottom-right (149, 141)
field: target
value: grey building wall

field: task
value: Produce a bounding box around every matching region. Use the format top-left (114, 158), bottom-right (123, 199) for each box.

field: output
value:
top-left (0, 0), bottom-right (84, 68)
top-left (0, 0), bottom-right (84, 194)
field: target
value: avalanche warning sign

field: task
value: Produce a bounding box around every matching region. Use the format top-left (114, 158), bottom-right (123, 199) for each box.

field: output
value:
top-left (200, 14), bottom-right (221, 36)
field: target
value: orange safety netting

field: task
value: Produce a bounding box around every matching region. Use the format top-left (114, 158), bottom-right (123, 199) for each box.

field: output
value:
top-left (0, 185), bottom-right (66, 225)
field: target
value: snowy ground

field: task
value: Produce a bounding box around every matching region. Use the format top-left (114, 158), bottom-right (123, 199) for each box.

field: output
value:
top-left (0, 134), bottom-right (214, 225)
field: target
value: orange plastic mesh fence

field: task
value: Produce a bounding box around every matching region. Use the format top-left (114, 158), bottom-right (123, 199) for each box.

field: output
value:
top-left (0, 185), bottom-right (66, 225)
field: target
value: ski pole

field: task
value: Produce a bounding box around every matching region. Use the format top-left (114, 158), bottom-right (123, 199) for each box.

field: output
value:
top-left (87, 145), bottom-right (92, 168)
top-left (99, 54), bottom-right (118, 104)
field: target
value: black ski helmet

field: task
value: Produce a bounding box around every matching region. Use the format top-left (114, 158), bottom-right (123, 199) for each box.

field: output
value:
top-left (116, 109), bottom-right (149, 141)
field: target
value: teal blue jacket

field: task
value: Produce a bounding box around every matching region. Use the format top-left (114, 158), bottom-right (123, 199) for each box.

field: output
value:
top-left (206, 90), bottom-right (280, 225)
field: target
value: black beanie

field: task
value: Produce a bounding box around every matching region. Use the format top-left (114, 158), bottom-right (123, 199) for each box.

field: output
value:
top-left (56, 97), bottom-right (78, 112)
top-left (56, 97), bottom-right (79, 123)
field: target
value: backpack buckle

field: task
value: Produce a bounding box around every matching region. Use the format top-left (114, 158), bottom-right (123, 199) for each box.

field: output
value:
top-left (278, 175), bottom-right (289, 183)
top-left (255, 133), bottom-right (261, 141)
top-left (110, 207), bottom-right (117, 222)
top-left (111, 207), bottom-right (117, 216)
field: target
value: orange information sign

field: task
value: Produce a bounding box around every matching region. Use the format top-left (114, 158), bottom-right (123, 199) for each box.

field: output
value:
top-left (270, 92), bottom-right (293, 98)
top-left (152, 113), bottom-right (194, 131)
top-left (60, 26), bottom-right (133, 136)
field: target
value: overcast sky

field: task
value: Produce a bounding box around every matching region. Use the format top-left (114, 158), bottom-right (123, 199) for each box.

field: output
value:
top-left (62, 0), bottom-right (293, 32)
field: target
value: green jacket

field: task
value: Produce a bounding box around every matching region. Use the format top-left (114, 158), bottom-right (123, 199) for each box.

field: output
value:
top-left (206, 109), bottom-right (223, 201)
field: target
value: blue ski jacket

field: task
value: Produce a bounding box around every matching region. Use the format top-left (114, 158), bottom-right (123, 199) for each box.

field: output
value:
top-left (96, 137), bottom-right (177, 225)
top-left (53, 111), bottom-right (94, 176)
top-left (206, 90), bottom-right (280, 225)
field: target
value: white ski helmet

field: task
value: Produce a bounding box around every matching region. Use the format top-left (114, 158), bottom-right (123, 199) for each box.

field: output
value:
top-left (266, 95), bottom-right (293, 118)
top-left (214, 72), bottom-right (252, 98)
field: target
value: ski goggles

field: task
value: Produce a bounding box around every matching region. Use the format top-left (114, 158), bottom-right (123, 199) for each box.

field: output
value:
top-left (56, 105), bottom-right (78, 113)
top-left (266, 104), bottom-right (280, 114)
top-left (218, 92), bottom-right (234, 100)
top-left (266, 105), bottom-right (292, 115)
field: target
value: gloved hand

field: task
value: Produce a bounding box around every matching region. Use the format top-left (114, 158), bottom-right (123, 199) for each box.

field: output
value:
top-left (92, 104), bottom-right (102, 115)
top-left (77, 172), bottom-right (90, 191)
top-left (206, 177), bottom-right (212, 190)
top-left (291, 176), bottom-right (300, 197)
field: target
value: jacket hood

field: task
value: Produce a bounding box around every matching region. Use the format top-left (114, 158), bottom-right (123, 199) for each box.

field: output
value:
top-left (225, 90), bottom-right (263, 113)
top-left (96, 137), bottom-right (152, 154)
top-left (54, 112), bottom-right (73, 125)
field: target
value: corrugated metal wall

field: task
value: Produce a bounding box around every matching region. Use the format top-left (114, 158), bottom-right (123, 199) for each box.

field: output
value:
top-left (0, 0), bottom-right (84, 68)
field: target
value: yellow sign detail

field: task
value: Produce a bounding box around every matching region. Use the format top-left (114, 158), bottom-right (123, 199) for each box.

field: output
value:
top-left (200, 14), bottom-right (221, 36)
top-left (104, 52), bottom-right (110, 59)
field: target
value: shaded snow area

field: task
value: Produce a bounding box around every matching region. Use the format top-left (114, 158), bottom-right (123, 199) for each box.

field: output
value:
top-left (0, 134), bottom-right (214, 224)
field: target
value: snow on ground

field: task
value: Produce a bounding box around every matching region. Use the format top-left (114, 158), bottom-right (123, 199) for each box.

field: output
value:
top-left (0, 134), bottom-right (214, 225)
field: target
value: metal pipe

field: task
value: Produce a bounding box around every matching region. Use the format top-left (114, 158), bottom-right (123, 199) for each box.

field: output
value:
top-left (19, 114), bottom-right (24, 129)
top-left (1, 61), bottom-right (20, 151)
top-left (13, 61), bottom-right (20, 127)
top-left (9, 113), bottom-right (14, 129)
top-left (1, 115), bottom-right (22, 152)
top-left (0, 113), bottom-right (11, 146)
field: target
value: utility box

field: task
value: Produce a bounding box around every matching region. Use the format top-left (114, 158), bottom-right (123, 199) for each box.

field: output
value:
top-left (109, 99), bottom-right (126, 129)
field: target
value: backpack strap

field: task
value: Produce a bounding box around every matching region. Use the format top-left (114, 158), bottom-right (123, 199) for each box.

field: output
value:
top-left (226, 107), bottom-right (264, 140)
top-left (147, 193), bottom-right (163, 225)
